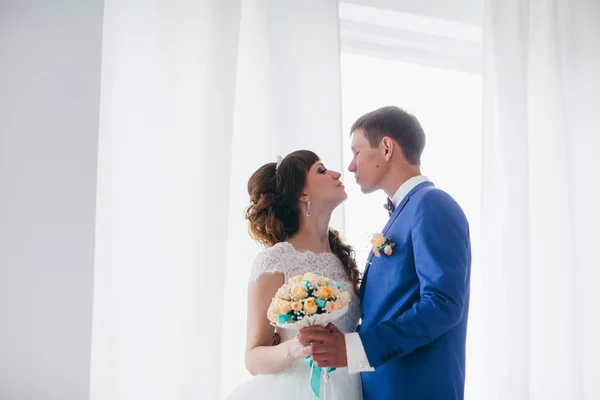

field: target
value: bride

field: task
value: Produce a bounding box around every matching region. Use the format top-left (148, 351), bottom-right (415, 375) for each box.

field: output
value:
top-left (228, 150), bottom-right (363, 400)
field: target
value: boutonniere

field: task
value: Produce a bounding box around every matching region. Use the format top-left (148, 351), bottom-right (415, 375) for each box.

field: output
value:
top-left (370, 233), bottom-right (396, 257)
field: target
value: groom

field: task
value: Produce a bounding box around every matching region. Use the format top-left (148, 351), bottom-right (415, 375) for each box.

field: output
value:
top-left (298, 106), bottom-right (471, 399)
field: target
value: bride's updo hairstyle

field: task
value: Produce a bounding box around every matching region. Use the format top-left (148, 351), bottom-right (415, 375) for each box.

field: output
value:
top-left (245, 150), bottom-right (361, 292)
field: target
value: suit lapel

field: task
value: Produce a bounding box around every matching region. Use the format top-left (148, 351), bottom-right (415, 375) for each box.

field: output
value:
top-left (359, 181), bottom-right (433, 301)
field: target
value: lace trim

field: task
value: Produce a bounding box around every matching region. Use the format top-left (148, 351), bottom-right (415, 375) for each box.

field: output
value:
top-left (249, 242), bottom-right (342, 283)
top-left (248, 244), bottom-right (286, 283)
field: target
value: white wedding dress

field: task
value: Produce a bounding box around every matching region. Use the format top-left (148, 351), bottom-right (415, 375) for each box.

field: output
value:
top-left (228, 242), bottom-right (363, 400)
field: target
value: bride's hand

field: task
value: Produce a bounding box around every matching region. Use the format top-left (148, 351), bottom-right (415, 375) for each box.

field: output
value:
top-left (284, 337), bottom-right (303, 359)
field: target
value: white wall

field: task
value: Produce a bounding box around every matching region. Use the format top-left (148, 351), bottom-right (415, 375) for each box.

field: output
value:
top-left (0, 1), bottom-right (104, 399)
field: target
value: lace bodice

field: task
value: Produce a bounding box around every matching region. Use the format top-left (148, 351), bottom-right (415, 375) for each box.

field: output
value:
top-left (249, 242), bottom-right (361, 342)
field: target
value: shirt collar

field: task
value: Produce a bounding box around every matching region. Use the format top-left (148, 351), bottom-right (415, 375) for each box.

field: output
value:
top-left (390, 175), bottom-right (429, 208)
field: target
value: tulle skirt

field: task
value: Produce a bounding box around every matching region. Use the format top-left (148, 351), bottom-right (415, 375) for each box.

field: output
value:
top-left (227, 359), bottom-right (362, 400)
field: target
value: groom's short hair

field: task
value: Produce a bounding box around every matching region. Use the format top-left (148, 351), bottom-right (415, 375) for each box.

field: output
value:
top-left (350, 106), bottom-right (425, 166)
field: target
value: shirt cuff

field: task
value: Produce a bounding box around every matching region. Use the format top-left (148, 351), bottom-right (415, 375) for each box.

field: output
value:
top-left (345, 332), bottom-right (375, 374)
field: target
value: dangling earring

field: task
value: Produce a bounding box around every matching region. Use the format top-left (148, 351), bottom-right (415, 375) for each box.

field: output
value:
top-left (306, 200), bottom-right (311, 217)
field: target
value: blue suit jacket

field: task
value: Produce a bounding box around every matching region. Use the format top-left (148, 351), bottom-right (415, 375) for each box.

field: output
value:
top-left (358, 181), bottom-right (471, 400)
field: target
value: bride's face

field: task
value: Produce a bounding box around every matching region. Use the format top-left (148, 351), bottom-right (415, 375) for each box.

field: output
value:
top-left (302, 161), bottom-right (347, 210)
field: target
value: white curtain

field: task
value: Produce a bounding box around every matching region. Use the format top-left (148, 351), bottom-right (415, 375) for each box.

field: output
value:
top-left (89, 1), bottom-right (343, 399)
top-left (480, 0), bottom-right (600, 399)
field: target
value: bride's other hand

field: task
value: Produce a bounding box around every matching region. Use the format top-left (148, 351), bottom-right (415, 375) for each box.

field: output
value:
top-left (284, 337), bottom-right (303, 359)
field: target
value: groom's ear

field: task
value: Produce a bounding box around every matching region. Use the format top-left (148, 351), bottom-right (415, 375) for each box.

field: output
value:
top-left (382, 137), bottom-right (394, 161)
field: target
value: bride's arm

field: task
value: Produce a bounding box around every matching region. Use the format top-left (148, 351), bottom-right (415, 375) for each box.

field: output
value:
top-left (244, 272), bottom-right (301, 376)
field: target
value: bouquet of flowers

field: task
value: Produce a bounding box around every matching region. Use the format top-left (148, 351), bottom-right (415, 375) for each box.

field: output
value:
top-left (267, 272), bottom-right (352, 399)
top-left (267, 272), bottom-right (351, 328)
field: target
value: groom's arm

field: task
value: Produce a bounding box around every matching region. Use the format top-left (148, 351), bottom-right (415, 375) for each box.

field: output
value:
top-left (358, 189), bottom-right (471, 368)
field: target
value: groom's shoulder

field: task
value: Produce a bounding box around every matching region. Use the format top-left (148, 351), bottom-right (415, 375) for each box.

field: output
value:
top-left (415, 185), bottom-right (455, 203)
top-left (412, 185), bottom-right (466, 218)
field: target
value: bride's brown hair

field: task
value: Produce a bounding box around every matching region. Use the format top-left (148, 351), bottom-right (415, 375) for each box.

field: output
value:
top-left (245, 150), bottom-right (361, 292)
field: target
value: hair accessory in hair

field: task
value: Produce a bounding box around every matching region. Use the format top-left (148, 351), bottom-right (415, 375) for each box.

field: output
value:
top-left (276, 156), bottom-right (283, 169)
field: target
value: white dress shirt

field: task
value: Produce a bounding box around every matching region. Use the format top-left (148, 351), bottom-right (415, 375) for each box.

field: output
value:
top-left (344, 175), bottom-right (429, 374)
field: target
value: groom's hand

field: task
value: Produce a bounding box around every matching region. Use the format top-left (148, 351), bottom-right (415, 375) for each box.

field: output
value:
top-left (297, 323), bottom-right (348, 368)
top-left (297, 325), bottom-right (329, 346)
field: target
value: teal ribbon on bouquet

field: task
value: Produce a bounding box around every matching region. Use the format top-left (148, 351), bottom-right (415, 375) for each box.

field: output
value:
top-left (304, 356), bottom-right (336, 399)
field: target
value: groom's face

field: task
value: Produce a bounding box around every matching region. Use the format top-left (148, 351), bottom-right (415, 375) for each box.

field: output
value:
top-left (348, 129), bottom-right (385, 194)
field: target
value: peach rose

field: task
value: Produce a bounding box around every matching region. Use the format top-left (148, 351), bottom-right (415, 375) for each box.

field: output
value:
top-left (315, 286), bottom-right (333, 300)
top-left (290, 284), bottom-right (308, 300)
top-left (317, 277), bottom-right (329, 286)
top-left (384, 245), bottom-right (393, 256)
top-left (325, 301), bottom-right (337, 313)
top-left (267, 308), bottom-right (277, 324)
top-left (330, 286), bottom-right (341, 297)
top-left (303, 297), bottom-right (318, 315)
top-left (335, 298), bottom-right (347, 310)
top-left (277, 300), bottom-right (292, 315)
top-left (302, 272), bottom-right (317, 282)
top-left (291, 275), bottom-right (303, 283)
top-left (269, 298), bottom-right (280, 310)
top-left (276, 287), bottom-right (291, 300)
top-left (373, 247), bottom-right (381, 257)
top-left (341, 291), bottom-right (351, 304)
top-left (291, 301), bottom-right (303, 312)
top-left (370, 233), bottom-right (386, 248)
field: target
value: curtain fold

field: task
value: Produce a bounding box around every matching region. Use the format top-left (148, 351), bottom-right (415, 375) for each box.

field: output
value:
top-left (221, 0), bottom-right (344, 397)
top-left (481, 0), bottom-right (600, 398)
top-left (90, 1), bottom-right (343, 399)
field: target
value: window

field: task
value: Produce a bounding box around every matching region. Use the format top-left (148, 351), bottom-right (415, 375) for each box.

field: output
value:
top-left (339, 4), bottom-right (482, 397)
top-left (340, 53), bottom-right (482, 272)
top-left (339, 51), bottom-right (482, 400)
